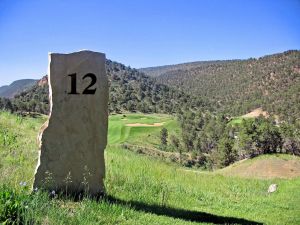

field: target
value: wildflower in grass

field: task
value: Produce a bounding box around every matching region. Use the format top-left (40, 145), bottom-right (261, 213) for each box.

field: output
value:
top-left (64, 171), bottom-right (72, 197)
top-left (19, 181), bottom-right (27, 187)
top-left (44, 170), bottom-right (54, 188)
top-left (50, 190), bottom-right (56, 198)
top-left (82, 165), bottom-right (92, 195)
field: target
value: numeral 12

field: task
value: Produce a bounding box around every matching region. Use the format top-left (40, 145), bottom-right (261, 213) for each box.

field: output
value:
top-left (68, 73), bottom-right (97, 95)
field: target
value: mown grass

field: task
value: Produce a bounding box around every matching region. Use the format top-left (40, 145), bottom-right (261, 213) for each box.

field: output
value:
top-left (228, 117), bottom-right (254, 125)
top-left (0, 111), bottom-right (300, 224)
top-left (108, 113), bottom-right (180, 148)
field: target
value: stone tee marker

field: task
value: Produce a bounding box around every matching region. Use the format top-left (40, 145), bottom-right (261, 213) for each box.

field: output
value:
top-left (33, 50), bottom-right (108, 197)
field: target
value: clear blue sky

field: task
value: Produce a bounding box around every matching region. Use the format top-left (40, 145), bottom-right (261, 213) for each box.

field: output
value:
top-left (0, 0), bottom-right (299, 86)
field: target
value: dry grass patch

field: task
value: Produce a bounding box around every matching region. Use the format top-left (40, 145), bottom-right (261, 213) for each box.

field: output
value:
top-left (217, 155), bottom-right (300, 179)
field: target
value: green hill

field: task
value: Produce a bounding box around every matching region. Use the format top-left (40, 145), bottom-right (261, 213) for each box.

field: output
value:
top-left (141, 50), bottom-right (300, 122)
top-left (3, 60), bottom-right (202, 115)
top-left (1, 111), bottom-right (300, 224)
top-left (0, 79), bottom-right (37, 98)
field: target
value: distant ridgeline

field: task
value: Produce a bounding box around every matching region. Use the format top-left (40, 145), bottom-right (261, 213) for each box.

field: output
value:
top-left (0, 60), bottom-right (203, 115)
top-left (0, 79), bottom-right (37, 98)
top-left (1, 50), bottom-right (299, 122)
top-left (141, 50), bottom-right (300, 123)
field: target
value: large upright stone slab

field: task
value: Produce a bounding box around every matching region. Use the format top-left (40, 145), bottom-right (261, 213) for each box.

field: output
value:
top-left (34, 51), bottom-right (108, 196)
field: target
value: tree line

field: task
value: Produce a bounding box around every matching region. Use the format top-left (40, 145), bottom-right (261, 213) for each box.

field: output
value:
top-left (160, 110), bottom-right (300, 169)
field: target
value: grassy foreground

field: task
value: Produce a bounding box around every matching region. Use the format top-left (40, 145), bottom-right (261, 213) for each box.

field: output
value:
top-left (0, 111), bottom-right (300, 224)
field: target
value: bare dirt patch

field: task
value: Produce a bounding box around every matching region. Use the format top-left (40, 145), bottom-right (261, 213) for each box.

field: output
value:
top-left (126, 122), bottom-right (165, 127)
top-left (242, 107), bottom-right (269, 118)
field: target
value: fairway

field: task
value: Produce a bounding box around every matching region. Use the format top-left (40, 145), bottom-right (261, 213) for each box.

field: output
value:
top-left (108, 113), bottom-right (180, 148)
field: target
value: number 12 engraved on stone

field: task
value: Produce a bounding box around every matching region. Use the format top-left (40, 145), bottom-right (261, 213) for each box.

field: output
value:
top-left (68, 73), bottom-right (97, 95)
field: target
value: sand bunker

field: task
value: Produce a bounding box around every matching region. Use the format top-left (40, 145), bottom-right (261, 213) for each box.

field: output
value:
top-left (126, 122), bottom-right (164, 127)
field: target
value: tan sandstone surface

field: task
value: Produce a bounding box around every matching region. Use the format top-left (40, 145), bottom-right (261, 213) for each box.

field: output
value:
top-left (33, 51), bottom-right (108, 196)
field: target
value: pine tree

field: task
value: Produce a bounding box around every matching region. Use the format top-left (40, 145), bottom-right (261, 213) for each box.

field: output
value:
top-left (160, 128), bottom-right (168, 147)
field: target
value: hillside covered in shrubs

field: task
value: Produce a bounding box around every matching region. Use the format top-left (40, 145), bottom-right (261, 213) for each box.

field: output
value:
top-left (1, 51), bottom-right (299, 168)
top-left (141, 50), bottom-right (300, 123)
top-left (0, 60), bottom-right (206, 115)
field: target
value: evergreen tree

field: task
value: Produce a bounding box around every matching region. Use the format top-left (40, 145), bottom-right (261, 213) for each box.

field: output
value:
top-left (160, 128), bottom-right (168, 147)
top-left (218, 135), bottom-right (236, 167)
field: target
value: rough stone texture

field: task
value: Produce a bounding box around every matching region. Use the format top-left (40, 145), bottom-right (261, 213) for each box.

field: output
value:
top-left (33, 51), bottom-right (108, 196)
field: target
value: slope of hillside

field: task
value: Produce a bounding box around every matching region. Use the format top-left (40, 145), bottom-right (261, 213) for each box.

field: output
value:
top-left (0, 79), bottom-right (37, 98)
top-left (1, 111), bottom-right (300, 224)
top-left (7, 60), bottom-right (203, 114)
top-left (141, 50), bottom-right (300, 122)
top-left (217, 154), bottom-right (300, 179)
top-left (140, 60), bottom-right (231, 77)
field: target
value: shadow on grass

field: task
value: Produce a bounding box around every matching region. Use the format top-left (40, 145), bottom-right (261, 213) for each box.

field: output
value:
top-left (104, 195), bottom-right (263, 225)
